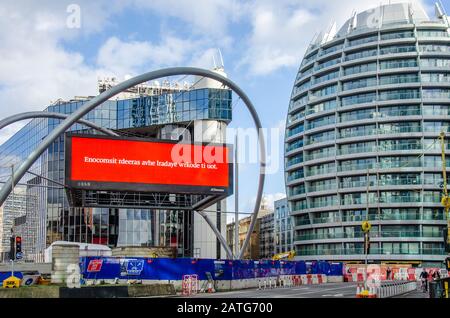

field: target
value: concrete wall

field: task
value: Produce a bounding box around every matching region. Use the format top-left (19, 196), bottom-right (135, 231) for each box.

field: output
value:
top-left (0, 284), bottom-right (176, 298)
top-left (50, 244), bottom-right (79, 284)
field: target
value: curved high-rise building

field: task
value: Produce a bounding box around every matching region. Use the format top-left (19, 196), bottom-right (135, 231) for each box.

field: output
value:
top-left (285, 2), bottom-right (450, 265)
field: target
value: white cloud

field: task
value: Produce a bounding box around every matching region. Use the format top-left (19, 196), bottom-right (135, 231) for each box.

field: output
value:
top-left (0, 0), bottom-right (435, 145)
top-left (243, 193), bottom-right (286, 216)
top-left (131, 0), bottom-right (244, 40)
top-left (0, 0), bottom-right (126, 118)
top-left (240, 0), bottom-right (429, 75)
top-left (96, 36), bottom-right (198, 77)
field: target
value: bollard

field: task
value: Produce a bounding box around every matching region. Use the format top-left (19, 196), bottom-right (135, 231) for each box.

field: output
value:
top-left (263, 278), bottom-right (267, 289)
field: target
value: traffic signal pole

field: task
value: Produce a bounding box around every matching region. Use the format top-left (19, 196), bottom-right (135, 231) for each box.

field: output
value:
top-left (10, 165), bottom-right (15, 277)
top-left (439, 132), bottom-right (450, 252)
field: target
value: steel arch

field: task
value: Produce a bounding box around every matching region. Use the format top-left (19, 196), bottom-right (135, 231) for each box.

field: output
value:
top-left (0, 67), bottom-right (266, 260)
top-left (0, 111), bottom-right (119, 137)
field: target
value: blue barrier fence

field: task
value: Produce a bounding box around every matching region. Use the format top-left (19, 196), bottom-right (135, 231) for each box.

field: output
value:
top-left (80, 257), bottom-right (344, 281)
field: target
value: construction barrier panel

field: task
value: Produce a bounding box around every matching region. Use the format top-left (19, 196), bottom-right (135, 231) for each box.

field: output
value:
top-left (77, 257), bottom-right (343, 282)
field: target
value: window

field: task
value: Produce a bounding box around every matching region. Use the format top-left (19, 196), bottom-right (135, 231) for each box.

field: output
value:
top-left (309, 178), bottom-right (337, 192)
top-left (344, 48), bottom-right (377, 61)
top-left (381, 30), bottom-right (414, 40)
top-left (379, 74), bottom-right (419, 85)
top-left (320, 43), bottom-right (344, 56)
top-left (348, 34), bottom-right (378, 47)
top-left (343, 62), bottom-right (376, 76)
top-left (419, 44), bottom-right (450, 53)
top-left (315, 56), bottom-right (342, 71)
top-left (314, 70), bottom-right (339, 85)
top-left (378, 105), bottom-right (420, 117)
top-left (306, 130), bottom-right (335, 145)
top-left (307, 114), bottom-right (335, 129)
top-left (417, 29), bottom-right (449, 38)
top-left (420, 58), bottom-right (450, 68)
top-left (379, 45), bottom-right (416, 55)
top-left (340, 108), bottom-right (376, 122)
top-left (287, 123), bottom-right (304, 137)
top-left (339, 124), bottom-right (376, 138)
top-left (422, 89), bottom-right (450, 99)
top-left (342, 77), bottom-right (377, 90)
top-left (341, 92), bottom-right (376, 106)
top-left (306, 146), bottom-right (335, 161)
top-left (311, 84), bottom-right (338, 98)
top-left (307, 100), bottom-right (337, 115)
top-left (380, 58), bottom-right (417, 69)
top-left (422, 73), bottom-right (450, 83)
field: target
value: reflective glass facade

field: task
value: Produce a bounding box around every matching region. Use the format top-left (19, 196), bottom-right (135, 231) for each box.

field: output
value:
top-left (0, 87), bottom-right (231, 261)
top-left (285, 3), bottom-right (450, 264)
top-left (274, 198), bottom-right (293, 254)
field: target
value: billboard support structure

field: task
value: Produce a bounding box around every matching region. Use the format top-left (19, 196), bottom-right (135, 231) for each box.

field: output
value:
top-left (0, 67), bottom-right (266, 260)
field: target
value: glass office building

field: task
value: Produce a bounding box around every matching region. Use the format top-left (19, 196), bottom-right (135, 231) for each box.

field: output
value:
top-left (274, 198), bottom-right (293, 254)
top-left (285, 2), bottom-right (450, 264)
top-left (0, 76), bottom-right (232, 262)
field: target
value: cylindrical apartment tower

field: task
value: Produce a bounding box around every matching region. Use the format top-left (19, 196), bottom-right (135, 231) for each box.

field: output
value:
top-left (285, 2), bottom-right (450, 265)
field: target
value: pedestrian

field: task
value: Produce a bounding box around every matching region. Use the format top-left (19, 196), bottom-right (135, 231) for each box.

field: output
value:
top-left (432, 270), bottom-right (441, 280)
top-left (386, 267), bottom-right (392, 280)
top-left (420, 269), bottom-right (429, 292)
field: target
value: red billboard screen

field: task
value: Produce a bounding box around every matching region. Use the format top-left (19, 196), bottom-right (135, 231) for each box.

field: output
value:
top-left (65, 134), bottom-right (233, 195)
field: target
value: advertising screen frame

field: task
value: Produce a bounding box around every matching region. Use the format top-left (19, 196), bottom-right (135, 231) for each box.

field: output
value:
top-left (65, 133), bottom-right (233, 196)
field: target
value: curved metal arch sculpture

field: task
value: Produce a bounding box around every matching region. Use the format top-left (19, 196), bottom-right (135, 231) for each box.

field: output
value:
top-left (0, 67), bottom-right (266, 260)
top-left (0, 111), bottom-right (119, 137)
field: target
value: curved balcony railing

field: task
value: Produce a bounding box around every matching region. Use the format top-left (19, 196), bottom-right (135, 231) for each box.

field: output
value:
top-left (295, 247), bottom-right (445, 256)
top-left (295, 230), bottom-right (442, 242)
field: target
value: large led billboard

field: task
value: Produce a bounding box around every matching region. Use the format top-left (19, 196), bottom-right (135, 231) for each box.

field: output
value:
top-left (65, 134), bottom-right (233, 195)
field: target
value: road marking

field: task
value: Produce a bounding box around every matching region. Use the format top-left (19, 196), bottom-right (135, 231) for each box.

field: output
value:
top-left (292, 287), bottom-right (310, 290)
top-left (289, 285), bottom-right (356, 296)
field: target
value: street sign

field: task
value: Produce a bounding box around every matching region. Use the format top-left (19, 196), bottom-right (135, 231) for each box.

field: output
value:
top-left (126, 259), bottom-right (144, 276)
top-left (16, 252), bottom-right (23, 260)
top-left (87, 259), bottom-right (103, 272)
top-left (361, 221), bottom-right (371, 233)
top-left (2, 276), bottom-right (20, 288)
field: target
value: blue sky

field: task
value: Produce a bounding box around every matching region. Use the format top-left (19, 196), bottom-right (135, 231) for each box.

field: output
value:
top-left (0, 0), bottom-right (448, 218)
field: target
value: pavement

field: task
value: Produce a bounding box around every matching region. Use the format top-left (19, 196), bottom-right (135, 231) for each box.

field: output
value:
top-left (181, 282), bottom-right (359, 298)
top-left (177, 281), bottom-right (430, 298)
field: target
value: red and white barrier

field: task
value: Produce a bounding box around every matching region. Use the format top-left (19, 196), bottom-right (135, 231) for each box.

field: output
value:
top-left (257, 274), bottom-right (329, 289)
top-left (182, 274), bottom-right (199, 296)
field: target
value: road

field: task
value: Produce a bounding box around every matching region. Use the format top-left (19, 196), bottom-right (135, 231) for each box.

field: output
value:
top-left (183, 282), bottom-right (359, 298)
top-left (178, 282), bottom-right (429, 298)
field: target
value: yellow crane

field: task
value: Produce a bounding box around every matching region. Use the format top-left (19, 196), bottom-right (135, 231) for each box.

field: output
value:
top-left (272, 250), bottom-right (296, 261)
top-left (439, 132), bottom-right (450, 250)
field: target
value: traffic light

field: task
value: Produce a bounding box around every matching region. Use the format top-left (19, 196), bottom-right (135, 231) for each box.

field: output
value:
top-left (15, 236), bottom-right (22, 254)
top-left (9, 236), bottom-right (15, 261)
top-left (446, 257), bottom-right (450, 272)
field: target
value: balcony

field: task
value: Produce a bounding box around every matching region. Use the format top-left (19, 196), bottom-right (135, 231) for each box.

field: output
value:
top-left (378, 125), bottom-right (421, 134)
top-left (339, 128), bottom-right (378, 138)
top-left (295, 230), bottom-right (442, 242)
top-left (338, 163), bottom-right (376, 172)
top-left (308, 183), bottom-right (337, 193)
top-left (296, 247), bottom-right (445, 256)
top-left (338, 146), bottom-right (377, 156)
